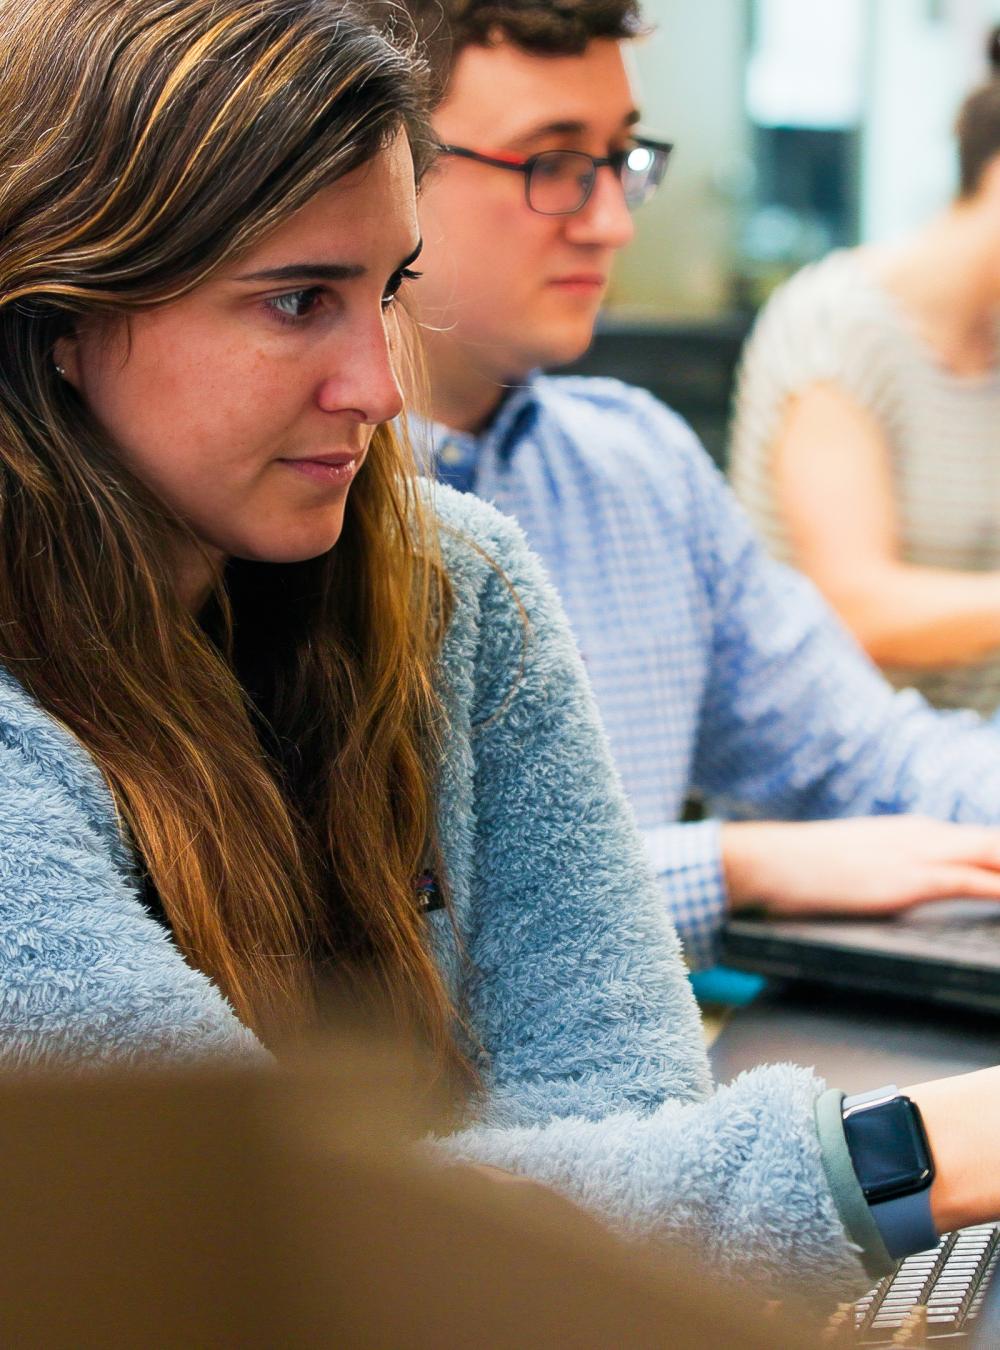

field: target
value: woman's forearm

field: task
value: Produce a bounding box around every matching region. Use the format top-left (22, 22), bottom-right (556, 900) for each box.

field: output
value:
top-left (905, 1066), bottom-right (1000, 1233)
top-left (767, 383), bottom-right (1000, 670)
top-left (823, 562), bottom-right (1000, 669)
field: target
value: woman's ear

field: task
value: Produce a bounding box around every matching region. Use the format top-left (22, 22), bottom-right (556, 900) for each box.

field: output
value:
top-left (52, 333), bottom-right (82, 389)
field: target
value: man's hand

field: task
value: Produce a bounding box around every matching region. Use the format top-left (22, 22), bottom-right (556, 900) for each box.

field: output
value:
top-left (721, 816), bottom-right (1000, 916)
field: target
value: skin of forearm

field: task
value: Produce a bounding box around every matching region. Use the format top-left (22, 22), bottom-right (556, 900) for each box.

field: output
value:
top-left (721, 821), bottom-right (780, 910)
top-left (904, 1067), bottom-right (1000, 1234)
top-left (721, 821), bottom-right (830, 911)
top-left (821, 561), bottom-right (1000, 669)
top-left (773, 384), bottom-right (1000, 668)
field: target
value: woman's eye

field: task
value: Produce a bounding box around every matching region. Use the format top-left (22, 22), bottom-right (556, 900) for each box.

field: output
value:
top-left (265, 287), bottom-right (324, 323)
top-left (381, 267), bottom-right (423, 310)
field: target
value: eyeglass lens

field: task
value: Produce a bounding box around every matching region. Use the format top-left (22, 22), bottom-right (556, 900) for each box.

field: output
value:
top-left (526, 145), bottom-right (669, 216)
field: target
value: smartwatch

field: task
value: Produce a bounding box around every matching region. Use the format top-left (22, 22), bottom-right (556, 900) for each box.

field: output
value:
top-left (841, 1085), bottom-right (937, 1260)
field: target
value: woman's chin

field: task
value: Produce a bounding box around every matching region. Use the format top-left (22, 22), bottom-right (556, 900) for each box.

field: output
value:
top-left (229, 524), bottom-right (346, 566)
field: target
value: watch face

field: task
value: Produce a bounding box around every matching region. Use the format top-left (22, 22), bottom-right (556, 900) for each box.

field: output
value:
top-left (844, 1097), bottom-right (934, 1204)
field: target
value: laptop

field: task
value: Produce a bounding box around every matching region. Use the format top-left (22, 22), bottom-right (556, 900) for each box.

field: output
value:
top-left (720, 898), bottom-right (1000, 1014)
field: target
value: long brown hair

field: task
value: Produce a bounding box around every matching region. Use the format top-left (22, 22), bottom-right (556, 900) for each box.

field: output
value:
top-left (0, 0), bottom-right (461, 1066)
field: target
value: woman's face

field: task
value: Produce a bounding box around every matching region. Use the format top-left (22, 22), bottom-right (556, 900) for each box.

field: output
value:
top-left (58, 134), bottom-right (421, 599)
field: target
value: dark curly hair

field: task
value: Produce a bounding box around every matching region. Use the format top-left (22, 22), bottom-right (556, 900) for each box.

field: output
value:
top-left (389, 0), bottom-right (646, 101)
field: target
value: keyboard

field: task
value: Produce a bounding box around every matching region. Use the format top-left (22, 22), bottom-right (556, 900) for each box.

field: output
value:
top-left (831, 1224), bottom-right (1000, 1343)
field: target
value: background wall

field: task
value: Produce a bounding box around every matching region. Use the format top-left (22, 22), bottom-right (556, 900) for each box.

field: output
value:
top-left (606, 0), bottom-right (1000, 322)
top-left (862, 0), bottom-right (1000, 241)
top-left (605, 1), bottom-right (749, 319)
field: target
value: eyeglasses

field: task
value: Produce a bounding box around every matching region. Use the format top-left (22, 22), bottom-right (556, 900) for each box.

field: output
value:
top-left (438, 137), bottom-right (674, 216)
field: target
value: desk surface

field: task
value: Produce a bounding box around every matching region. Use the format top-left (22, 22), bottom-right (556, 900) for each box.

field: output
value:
top-left (709, 980), bottom-right (1000, 1089)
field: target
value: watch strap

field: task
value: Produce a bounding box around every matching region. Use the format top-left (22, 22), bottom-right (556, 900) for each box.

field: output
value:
top-left (842, 1086), bottom-right (938, 1261)
top-left (868, 1186), bottom-right (938, 1261)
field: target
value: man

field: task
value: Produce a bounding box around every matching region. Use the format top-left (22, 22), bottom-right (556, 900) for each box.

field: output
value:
top-left (401, 0), bottom-right (1000, 967)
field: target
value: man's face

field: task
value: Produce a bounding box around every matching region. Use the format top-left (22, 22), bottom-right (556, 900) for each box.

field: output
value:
top-left (417, 38), bottom-right (639, 385)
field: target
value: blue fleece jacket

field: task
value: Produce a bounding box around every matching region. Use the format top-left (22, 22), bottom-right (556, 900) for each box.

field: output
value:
top-left (0, 484), bottom-right (881, 1296)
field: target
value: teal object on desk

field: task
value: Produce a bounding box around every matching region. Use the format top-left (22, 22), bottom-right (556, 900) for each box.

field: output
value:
top-left (689, 966), bottom-right (764, 1007)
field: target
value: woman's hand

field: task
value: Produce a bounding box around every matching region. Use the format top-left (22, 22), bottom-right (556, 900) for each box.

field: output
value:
top-left (722, 816), bottom-right (1000, 916)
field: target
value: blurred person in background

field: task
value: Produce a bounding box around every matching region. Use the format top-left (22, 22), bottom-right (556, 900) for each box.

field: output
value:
top-left (405, 0), bottom-right (1000, 975)
top-left (731, 26), bottom-right (1000, 717)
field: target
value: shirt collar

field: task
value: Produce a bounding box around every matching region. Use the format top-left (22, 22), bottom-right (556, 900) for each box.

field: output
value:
top-left (415, 373), bottom-right (544, 494)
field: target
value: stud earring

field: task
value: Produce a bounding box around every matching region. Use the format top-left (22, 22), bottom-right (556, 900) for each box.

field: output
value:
top-left (54, 362), bottom-right (66, 377)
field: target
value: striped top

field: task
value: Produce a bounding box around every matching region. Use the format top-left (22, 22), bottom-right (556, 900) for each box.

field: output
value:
top-left (730, 248), bottom-right (1000, 715)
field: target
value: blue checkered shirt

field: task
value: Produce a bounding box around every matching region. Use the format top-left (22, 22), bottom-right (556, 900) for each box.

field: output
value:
top-left (422, 372), bottom-right (1000, 967)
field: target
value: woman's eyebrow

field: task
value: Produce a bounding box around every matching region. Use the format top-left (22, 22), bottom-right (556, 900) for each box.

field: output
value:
top-left (234, 240), bottom-right (422, 286)
top-left (234, 262), bottom-right (365, 284)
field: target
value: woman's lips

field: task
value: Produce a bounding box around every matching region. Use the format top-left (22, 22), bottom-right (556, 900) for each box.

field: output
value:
top-left (548, 274), bottom-right (607, 294)
top-left (278, 453), bottom-right (361, 486)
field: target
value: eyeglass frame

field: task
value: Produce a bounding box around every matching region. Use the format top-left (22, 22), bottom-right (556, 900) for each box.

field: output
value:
top-left (437, 135), bottom-right (674, 216)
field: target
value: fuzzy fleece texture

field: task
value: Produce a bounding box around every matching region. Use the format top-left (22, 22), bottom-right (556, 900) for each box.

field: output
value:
top-left (0, 483), bottom-right (871, 1296)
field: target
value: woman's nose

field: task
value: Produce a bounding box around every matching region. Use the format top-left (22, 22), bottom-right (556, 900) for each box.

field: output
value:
top-left (316, 315), bottom-right (405, 426)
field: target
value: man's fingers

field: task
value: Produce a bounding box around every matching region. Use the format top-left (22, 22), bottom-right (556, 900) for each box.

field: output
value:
top-left (918, 865), bottom-right (1000, 903)
top-left (918, 823), bottom-right (1000, 871)
top-left (969, 841), bottom-right (1000, 872)
top-left (951, 829), bottom-right (1000, 871)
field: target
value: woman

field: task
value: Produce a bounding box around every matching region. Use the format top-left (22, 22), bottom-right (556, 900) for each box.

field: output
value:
top-left (731, 28), bottom-right (1000, 715)
top-left (2, 0), bottom-right (999, 1304)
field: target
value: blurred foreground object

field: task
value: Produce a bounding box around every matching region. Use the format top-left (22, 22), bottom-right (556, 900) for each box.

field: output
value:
top-left (0, 1027), bottom-right (815, 1348)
